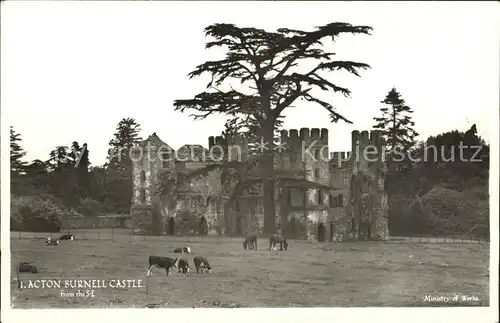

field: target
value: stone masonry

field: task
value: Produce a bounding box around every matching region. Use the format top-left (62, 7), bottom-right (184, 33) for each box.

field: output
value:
top-left (130, 129), bottom-right (389, 241)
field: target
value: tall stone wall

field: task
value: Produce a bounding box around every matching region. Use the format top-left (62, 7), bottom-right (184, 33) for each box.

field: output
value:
top-left (327, 166), bottom-right (350, 241)
top-left (130, 129), bottom-right (389, 240)
top-left (349, 130), bottom-right (389, 240)
top-left (131, 133), bottom-right (176, 234)
top-left (280, 128), bottom-right (331, 240)
top-left (131, 204), bottom-right (153, 234)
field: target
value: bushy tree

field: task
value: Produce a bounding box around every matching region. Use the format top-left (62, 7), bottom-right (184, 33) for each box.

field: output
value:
top-left (388, 125), bottom-right (489, 238)
top-left (44, 141), bottom-right (90, 206)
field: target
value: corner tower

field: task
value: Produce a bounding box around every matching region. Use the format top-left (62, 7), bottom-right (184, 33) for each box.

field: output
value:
top-left (130, 133), bottom-right (174, 235)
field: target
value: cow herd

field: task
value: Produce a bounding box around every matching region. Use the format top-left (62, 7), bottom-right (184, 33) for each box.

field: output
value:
top-left (147, 231), bottom-right (289, 278)
top-left (44, 234), bottom-right (75, 246)
top-left (243, 232), bottom-right (289, 251)
top-left (16, 231), bottom-right (289, 285)
top-left (147, 249), bottom-right (212, 277)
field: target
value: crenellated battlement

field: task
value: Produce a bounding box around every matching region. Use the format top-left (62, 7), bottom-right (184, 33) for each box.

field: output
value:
top-left (207, 134), bottom-right (249, 162)
top-left (280, 127), bottom-right (329, 151)
top-left (351, 130), bottom-right (384, 150)
top-left (349, 129), bottom-right (386, 171)
top-left (208, 134), bottom-right (250, 149)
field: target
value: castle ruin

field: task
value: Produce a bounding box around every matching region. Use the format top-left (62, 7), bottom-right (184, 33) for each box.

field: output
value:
top-left (130, 128), bottom-right (389, 241)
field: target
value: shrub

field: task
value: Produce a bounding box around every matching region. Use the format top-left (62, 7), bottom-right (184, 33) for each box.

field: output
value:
top-left (11, 196), bottom-right (65, 232)
top-left (401, 185), bottom-right (489, 238)
top-left (76, 197), bottom-right (104, 217)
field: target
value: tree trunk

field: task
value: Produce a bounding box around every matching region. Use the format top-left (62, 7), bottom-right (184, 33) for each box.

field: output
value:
top-left (262, 125), bottom-right (276, 235)
top-left (262, 169), bottom-right (276, 235)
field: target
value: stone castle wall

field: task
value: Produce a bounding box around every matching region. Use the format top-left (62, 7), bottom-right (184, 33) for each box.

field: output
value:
top-left (349, 130), bottom-right (389, 240)
top-left (130, 129), bottom-right (389, 240)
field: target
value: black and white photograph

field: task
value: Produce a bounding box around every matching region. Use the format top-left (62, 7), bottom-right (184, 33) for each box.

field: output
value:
top-left (1, 1), bottom-right (498, 322)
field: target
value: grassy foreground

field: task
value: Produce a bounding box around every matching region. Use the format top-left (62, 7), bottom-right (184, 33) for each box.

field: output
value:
top-left (10, 235), bottom-right (489, 308)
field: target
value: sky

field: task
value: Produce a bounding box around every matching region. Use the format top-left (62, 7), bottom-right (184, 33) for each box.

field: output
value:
top-left (2, 1), bottom-right (499, 167)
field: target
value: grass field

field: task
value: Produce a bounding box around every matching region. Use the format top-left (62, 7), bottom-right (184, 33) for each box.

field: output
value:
top-left (10, 233), bottom-right (490, 308)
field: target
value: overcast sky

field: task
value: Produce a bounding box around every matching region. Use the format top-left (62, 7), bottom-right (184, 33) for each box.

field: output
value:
top-left (2, 1), bottom-right (499, 166)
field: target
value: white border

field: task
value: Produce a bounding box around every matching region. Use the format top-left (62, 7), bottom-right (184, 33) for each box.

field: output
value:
top-left (1, 1), bottom-right (499, 323)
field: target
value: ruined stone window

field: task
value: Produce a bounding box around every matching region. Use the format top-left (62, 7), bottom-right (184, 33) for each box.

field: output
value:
top-left (329, 194), bottom-right (334, 208)
top-left (318, 190), bottom-right (323, 205)
top-left (338, 194), bottom-right (344, 207)
top-left (314, 168), bottom-right (320, 179)
top-left (140, 170), bottom-right (146, 184)
top-left (161, 151), bottom-right (170, 168)
top-left (235, 201), bottom-right (240, 212)
top-left (290, 153), bottom-right (296, 163)
top-left (139, 189), bottom-right (146, 203)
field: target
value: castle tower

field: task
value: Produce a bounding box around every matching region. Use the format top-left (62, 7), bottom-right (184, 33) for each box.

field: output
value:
top-left (130, 133), bottom-right (174, 235)
top-left (279, 128), bottom-right (330, 240)
top-left (348, 129), bottom-right (389, 240)
top-left (327, 149), bottom-right (351, 242)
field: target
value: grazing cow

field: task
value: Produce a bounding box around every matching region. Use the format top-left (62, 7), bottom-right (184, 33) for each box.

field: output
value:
top-left (45, 237), bottom-right (60, 246)
top-left (269, 234), bottom-right (288, 251)
top-left (147, 256), bottom-right (178, 276)
top-left (18, 262), bottom-right (38, 273)
top-left (193, 256), bottom-right (212, 274)
top-left (243, 234), bottom-right (258, 250)
top-left (16, 262), bottom-right (38, 289)
top-left (173, 246), bottom-right (192, 254)
top-left (177, 258), bottom-right (190, 276)
top-left (60, 234), bottom-right (75, 240)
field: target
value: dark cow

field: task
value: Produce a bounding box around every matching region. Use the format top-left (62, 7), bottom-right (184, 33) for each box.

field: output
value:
top-left (173, 246), bottom-right (192, 254)
top-left (60, 234), bottom-right (75, 241)
top-left (17, 262), bottom-right (38, 289)
top-left (177, 258), bottom-right (190, 276)
top-left (45, 237), bottom-right (59, 246)
top-left (147, 256), bottom-right (178, 276)
top-left (193, 256), bottom-right (212, 274)
top-left (269, 234), bottom-right (288, 251)
top-left (18, 262), bottom-right (38, 273)
top-left (243, 234), bottom-right (258, 250)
